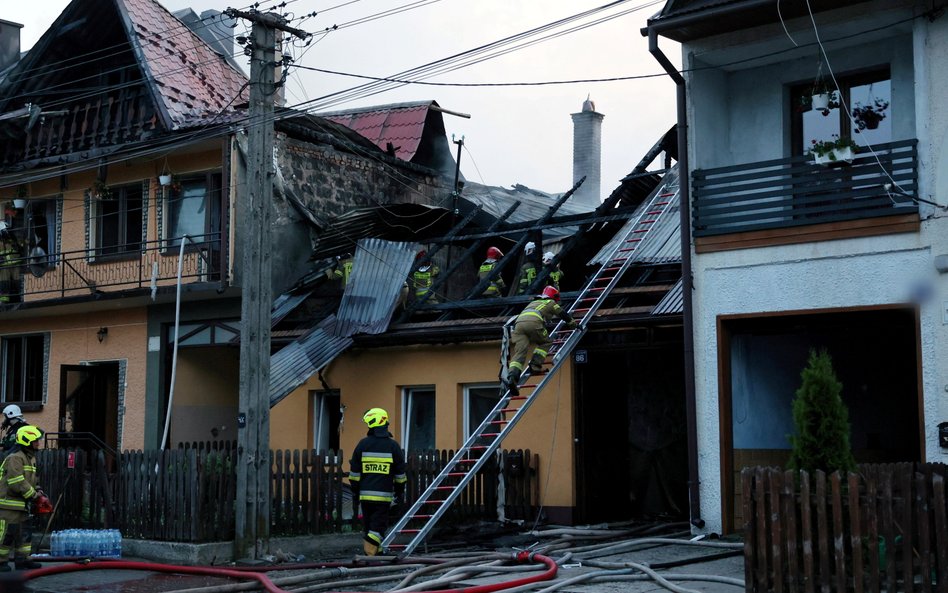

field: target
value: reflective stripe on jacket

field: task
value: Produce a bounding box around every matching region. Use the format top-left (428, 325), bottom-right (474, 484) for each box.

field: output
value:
top-left (349, 427), bottom-right (407, 502)
top-left (517, 297), bottom-right (569, 325)
top-left (0, 449), bottom-right (38, 512)
top-left (478, 260), bottom-right (505, 296)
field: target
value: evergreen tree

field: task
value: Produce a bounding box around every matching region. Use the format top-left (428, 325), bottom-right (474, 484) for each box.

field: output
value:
top-left (787, 349), bottom-right (856, 473)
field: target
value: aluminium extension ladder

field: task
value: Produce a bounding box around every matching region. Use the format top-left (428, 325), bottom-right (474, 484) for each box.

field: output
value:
top-left (381, 171), bottom-right (681, 556)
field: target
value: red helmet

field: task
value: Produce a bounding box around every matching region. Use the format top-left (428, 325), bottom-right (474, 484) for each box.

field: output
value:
top-left (541, 286), bottom-right (560, 302)
top-left (416, 249), bottom-right (427, 259)
top-left (486, 246), bottom-right (504, 260)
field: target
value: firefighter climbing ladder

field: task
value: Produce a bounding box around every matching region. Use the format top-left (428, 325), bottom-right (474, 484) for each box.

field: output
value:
top-left (382, 171), bottom-right (681, 556)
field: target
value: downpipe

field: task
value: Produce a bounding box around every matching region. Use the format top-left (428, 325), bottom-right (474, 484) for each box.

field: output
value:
top-left (647, 27), bottom-right (704, 531)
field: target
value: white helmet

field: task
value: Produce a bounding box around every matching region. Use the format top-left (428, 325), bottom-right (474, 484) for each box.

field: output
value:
top-left (524, 241), bottom-right (536, 256)
top-left (2, 404), bottom-right (23, 420)
top-left (542, 251), bottom-right (555, 265)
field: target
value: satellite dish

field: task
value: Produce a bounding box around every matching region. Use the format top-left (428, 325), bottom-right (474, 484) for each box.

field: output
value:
top-left (28, 245), bottom-right (47, 278)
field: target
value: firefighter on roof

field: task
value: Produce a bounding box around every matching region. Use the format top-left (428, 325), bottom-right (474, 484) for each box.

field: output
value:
top-left (513, 242), bottom-right (538, 295)
top-left (411, 250), bottom-right (440, 303)
top-left (478, 246), bottom-right (505, 298)
top-left (506, 286), bottom-right (577, 393)
top-left (542, 251), bottom-right (564, 291)
top-left (348, 408), bottom-right (407, 556)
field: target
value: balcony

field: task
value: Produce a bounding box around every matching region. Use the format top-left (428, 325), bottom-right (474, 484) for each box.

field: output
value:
top-left (691, 140), bottom-right (918, 252)
top-left (0, 234), bottom-right (223, 305)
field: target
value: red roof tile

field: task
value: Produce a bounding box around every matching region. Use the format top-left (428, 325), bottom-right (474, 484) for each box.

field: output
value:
top-left (322, 102), bottom-right (432, 162)
top-left (121, 0), bottom-right (248, 130)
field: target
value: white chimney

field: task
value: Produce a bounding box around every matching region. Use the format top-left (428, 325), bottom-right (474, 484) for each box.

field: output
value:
top-left (571, 95), bottom-right (604, 208)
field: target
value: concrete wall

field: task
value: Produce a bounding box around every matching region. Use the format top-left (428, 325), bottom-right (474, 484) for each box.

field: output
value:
top-left (678, 0), bottom-right (948, 532)
top-left (271, 341), bottom-right (577, 511)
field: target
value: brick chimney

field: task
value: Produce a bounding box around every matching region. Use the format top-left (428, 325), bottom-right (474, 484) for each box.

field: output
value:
top-left (571, 95), bottom-right (604, 208)
top-left (0, 19), bottom-right (23, 74)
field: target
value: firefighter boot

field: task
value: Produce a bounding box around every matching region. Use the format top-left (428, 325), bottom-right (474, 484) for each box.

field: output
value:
top-left (14, 558), bottom-right (40, 570)
top-left (505, 370), bottom-right (521, 395)
top-left (528, 354), bottom-right (546, 374)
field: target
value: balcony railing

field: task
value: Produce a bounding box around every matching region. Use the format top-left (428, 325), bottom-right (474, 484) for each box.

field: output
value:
top-left (0, 234), bottom-right (223, 304)
top-left (692, 139), bottom-right (918, 237)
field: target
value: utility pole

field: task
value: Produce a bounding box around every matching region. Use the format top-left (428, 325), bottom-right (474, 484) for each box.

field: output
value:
top-left (225, 7), bottom-right (309, 561)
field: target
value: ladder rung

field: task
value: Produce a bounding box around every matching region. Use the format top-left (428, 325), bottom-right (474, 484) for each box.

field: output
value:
top-left (588, 287), bottom-right (605, 292)
top-left (481, 432), bottom-right (500, 437)
top-left (400, 529), bottom-right (421, 534)
top-left (488, 419), bottom-right (509, 425)
top-left (413, 515), bottom-right (434, 519)
top-left (602, 266), bottom-right (621, 272)
top-left (388, 544), bottom-right (407, 549)
top-left (434, 486), bottom-right (455, 490)
top-left (612, 257), bottom-right (629, 262)
top-left (457, 459), bottom-right (477, 464)
top-left (509, 395), bottom-right (528, 400)
top-left (618, 247), bottom-right (637, 252)
top-left (654, 201), bottom-right (669, 205)
top-left (626, 237), bottom-right (643, 242)
top-left (447, 472), bottom-right (468, 477)
top-left (638, 219), bottom-right (657, 224)
top-left (633, 229), bottom-right (651, 233)
top-left (470, 446), bottom-right (489, 450)
top-left (659, 193), bottom-right (674, 197)
top-left (596, 276), bottom-right (615, 282)
top-left (573, 308), bottom-right (590, 313)
top-left (646, 210), bottom-right (664, 215)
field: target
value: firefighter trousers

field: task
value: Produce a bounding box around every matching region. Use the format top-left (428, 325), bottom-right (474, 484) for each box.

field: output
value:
top-left (509, 318), bottom-right (550, 379)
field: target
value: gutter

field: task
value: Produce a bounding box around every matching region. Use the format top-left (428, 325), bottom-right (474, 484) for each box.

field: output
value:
top-left (647, 27), bottom-right (705, 530)
top-left (640, 0), bottom-right (774, 37)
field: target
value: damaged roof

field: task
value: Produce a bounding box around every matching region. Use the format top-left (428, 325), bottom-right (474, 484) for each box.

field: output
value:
top-left (321, 101), bottom-right (436, 162)
top-left (269, 316), bottom-right (353, 407)
top-left (335, 239), bottom-right (419, 337)
top-left (120, 0), bottom-right (248, 129)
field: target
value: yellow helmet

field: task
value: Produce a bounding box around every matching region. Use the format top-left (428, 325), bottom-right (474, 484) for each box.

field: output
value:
top-left (15, 425), bottom-right (43, 447)
top-left (363, 408), bottom-right (389, 428)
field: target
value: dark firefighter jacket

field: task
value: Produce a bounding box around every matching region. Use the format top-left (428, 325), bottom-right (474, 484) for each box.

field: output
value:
top-left (349, 426), bottom-right (407, 503)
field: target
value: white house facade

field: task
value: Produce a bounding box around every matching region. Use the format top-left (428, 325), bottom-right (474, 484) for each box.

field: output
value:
top-left (648, 0), bottom-right (948, 532)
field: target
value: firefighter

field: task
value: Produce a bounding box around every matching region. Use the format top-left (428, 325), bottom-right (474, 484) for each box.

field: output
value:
top-left (506, 286), bottom-right (577, 393)
top-left (332, 253), bottom-right (354, 287)
top-left (0, 425), bottom-right (50, 571)
top-left (542, 251), bottom-right (564, 291)
top-left (348, 408), bottom-right (407, 556)
top-left (411, 250), bottom-right (440, 303)
top-left (513, 242), bottom-right (538, 295)
top-left (0, 223), bottom-right (21, 304)
top-left (478, 246), bottom-right (506, 298)
top-left (0, 406), bottom-right (28, 459)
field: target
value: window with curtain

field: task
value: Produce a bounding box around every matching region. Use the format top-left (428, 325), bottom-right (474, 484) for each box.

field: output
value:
top-left (1, 334), bottom-right (45, 405)
top-left (166, 171), bottom-right (222, 248)
top-left (403, 387), bottom-right (435, 452)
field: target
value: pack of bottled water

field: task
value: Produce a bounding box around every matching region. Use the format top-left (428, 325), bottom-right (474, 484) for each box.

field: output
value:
top-left (50, 529), bottom-right (122, 558)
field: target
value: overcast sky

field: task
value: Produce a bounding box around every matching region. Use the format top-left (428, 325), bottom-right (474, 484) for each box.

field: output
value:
top-left (4, 0), bottom-right (680, 199)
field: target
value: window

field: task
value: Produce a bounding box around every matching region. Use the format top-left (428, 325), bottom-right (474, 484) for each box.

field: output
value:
top-left (1, 335), bottom-right (45, 405)
top-left (26, 198), bottom-right (58, 268)
top-left (463, 384), bottom-right (501, 441)
top-left (402, 387), bottom-right (435, 452)
top-left (95, 184), bottom-right (142, 257)
top-left (165, 172), bottom-right (222, 248)
top-left (312, 390), bottom-right (340, 452)
top-left (792, 69), bottom-right (891, 155)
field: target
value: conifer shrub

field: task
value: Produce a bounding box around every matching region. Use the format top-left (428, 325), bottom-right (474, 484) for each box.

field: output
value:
top-left (787, 349), bottom-right (856, 473)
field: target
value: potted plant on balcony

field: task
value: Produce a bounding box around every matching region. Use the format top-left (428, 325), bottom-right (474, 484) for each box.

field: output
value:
top-left (12, 186), bottom-right (27, 209)
top-left (852, 98), bottom-right (889, 131)
top-left (808, 135), bottom-right (858, 166)
top-left (89, 178), bottom-right (113, 200)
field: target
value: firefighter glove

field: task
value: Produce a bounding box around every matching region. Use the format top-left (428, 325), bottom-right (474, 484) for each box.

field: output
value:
top-left (33, 494), bottom-right (53, 515)
top-left (566, 320), bottom-right (578, 330)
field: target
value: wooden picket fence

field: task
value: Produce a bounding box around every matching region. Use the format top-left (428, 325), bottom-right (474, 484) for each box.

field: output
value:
top-left (37, 447), bottom-right (539, 543)
top-left (743, 463), bottom-right (948, 593)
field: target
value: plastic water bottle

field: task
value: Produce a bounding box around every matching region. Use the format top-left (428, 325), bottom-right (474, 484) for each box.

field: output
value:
top-left (50, 531), bottom-right (60, 556)
top-left (65, 530), bottom-right (78, 557)
top-left (114, 530), bottom-right (122, 558)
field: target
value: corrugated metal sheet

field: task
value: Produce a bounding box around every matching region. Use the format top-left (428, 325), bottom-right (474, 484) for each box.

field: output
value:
top-left (334, 238), bottom-right (419, 337)
top-left (321, 101), bottom-right (431, 162)
top-left (652, 278), bottom-right (684, 315)
top-left (588, 166), bottom-right (681, 266)
top-left (269, 316), bottom-right (353, 407)
top-left (460, 182), bottom-right (594, 241)
top-left (271, 290), bottom-right (313, 327)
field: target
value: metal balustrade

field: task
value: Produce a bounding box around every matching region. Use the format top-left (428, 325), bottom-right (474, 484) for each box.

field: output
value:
top-left (692, 139), bottom-right (918, 237)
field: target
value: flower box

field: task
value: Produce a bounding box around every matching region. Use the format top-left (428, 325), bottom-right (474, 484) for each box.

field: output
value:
top-left (814, 146), bottom-right (854, 166)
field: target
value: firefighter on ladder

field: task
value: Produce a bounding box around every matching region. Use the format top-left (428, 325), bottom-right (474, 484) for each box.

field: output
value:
top-left (505, 286), bottom-right (577, 394)
top-left (348, 408), bottom-right (407, 556)
top-left (0, 425), bottom-right (51, 571)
